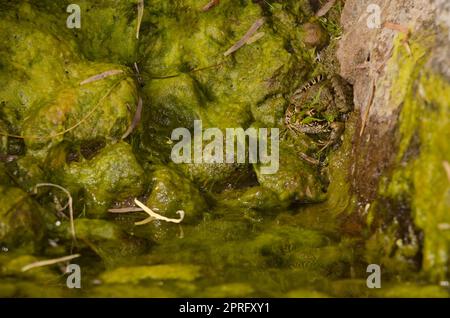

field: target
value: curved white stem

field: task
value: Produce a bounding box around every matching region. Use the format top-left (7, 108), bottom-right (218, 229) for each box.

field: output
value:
top-left (134, 199), bottom-right (185, 224)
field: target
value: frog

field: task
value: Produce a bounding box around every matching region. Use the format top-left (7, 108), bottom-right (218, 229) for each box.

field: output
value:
top-left (283, 73), bottom-right (353, 156)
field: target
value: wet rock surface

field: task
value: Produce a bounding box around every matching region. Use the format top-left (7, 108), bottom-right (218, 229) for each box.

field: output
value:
top-left (0, 0), bottom-right (448, 297)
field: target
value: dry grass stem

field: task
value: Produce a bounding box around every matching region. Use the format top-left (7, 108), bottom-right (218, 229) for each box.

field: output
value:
top-left (316, 0), bottom-right (337, 17)
top-left (134, 198), bottom-right (185, 224)
top-left (121, 96), bottom-right (143, 139)
top-left (80, 70), bottom-right (124, 85)
top-left (136, 0), bottom-right (144, 39)
top-left (224, 18), bottom-right (265, 56)
top-left (35, 183), bottom-right (76, 241)
top-left (21, 254), bottom-right (80, 272)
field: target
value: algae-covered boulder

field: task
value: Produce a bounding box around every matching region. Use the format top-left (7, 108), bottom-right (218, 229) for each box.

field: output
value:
top-left (140, 74), bottom-right (203, 162)
top-left (140, 0), bottom-right (293, 129)
top-left (67, 0), bottom-right (141, 64)
top-left (52, 142), bottom-right (145, 216)
top-left (22, 67), bottom-right (138, 156)
top-left (140, 71), bottom-right (256, 190)
top-left (251, 94), bottom-right (287, 128)
top-left (145, 166), bottom-right (208, 223)
top-left (255, 143), bottom-right (327, 203)
top-left (0, 3), bottom-right (139, 160)
top-left (0, 186), bottom-right (44, 253)
top-left (0, 9), bottom-right (79, 132)
top-left (177, 161), bottom-right (255, 193)
top-left (215, 186), bottom-right (286, 212)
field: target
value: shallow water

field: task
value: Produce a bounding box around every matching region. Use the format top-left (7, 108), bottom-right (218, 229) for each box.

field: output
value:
top-left (0, 0), bottom-right (449, 298)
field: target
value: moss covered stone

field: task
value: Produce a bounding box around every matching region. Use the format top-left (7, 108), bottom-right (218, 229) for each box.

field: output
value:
top-left (0, 186), bottom-right (44, 253)
top-left (255, 143), bottom-right (327, 203)
top-left (53, 142), bottom-right (145, 216)
top-left (145, 166), bottom-right (208, 222)
top-left (367, 35), bottom-right (450, 282)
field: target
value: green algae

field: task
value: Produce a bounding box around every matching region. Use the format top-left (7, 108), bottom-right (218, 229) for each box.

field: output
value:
top-left (100, 264), bottom-right (201, 284)
top-left (0, 186), bottom-right (44, 253)
top-left (366, 34), bottom-right (450, 283)
top-left (61, 218), bottom-right (149, 267)
top-left (53, 142), bottom-right (145, 216)
top-left (0, 0), bottom-right (447, 298)
top-left (145, 165), bottom-right (208, 222)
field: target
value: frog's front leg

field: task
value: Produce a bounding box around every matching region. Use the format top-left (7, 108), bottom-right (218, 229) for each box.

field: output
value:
top-left (318, 121), bottom-right (345, 152)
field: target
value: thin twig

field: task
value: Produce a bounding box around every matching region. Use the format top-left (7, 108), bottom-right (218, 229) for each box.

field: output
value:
top-left (315, 0), bottom-right (336, 17)
top-left (383, 22), bottom-right (411, 56)
top-left (35, 183), bottom-right (76, 242)
top-left (108, 199), bottom-right (184, 225)
top-left (443, 161), bottom-right (450, 183)
top-left (224, 18), bottom-right (265, 56)
top-left (360, 78), bottom-right (376, 136)
top-left (121, 97), bottom-right (143, 139)
top-left (21, 254), bottom-right (80, 272)
top-left (134, 199), bottom-right (185, 224)
top-left (202, 0), bottom-right (220, 12)
top-left (134, 216), bottom-right (156, 226)
top-left (136, 0), bottom-right (144, 39)
top-left (108, 207), bottom-right (145, 213)
top-left (383, 22), bottom-right (410, 35)
top-left (438, 223), bottom-right (450, 231)
top-left (80, 70), bottom-right (123, 85)
top-left (133, 62), bottom-right (144, 85)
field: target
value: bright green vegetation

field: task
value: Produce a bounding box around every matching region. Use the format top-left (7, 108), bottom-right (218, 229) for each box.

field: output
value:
top-left (0, 0), bottom-right (448, 298)
top-left (366, 34), bottom-right (450, 283)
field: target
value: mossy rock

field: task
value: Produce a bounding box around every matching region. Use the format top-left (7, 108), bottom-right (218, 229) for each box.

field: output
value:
top-left (53, 142), bottom-right (145, 216)
top-left (251, 94), bottom-right (287, 127)
top-left (368, 37), bottom-right (450, 282)
top-left (0, 186), bottom-right (44, 253)
top-left (215, 186), bottom-right (286, 212)
top-left (68, 0), bottom-right (140, 64)
top-left (140, 74), bottom-right (203, 162)
top-left (177, 161), bottom-right (255, 193)
top-left (0, 5), bottom-right (80, 126)
top-left (22, 70), bottom-right (137, 155)
top-left (255, 143), bottom-right (327, 203)
top-left (145, 166), bottom-right (208, 223)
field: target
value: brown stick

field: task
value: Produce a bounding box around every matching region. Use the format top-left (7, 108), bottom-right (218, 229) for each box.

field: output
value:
top-left (316, 0), bottom-right (337, 17)
top-left (224, 18), bottom-right (265, 56)
top-left (359, 78), bottom-right (376, 136)
top-left (202, 0), bottom-right (220, 12)
top-left (136, 0), bottom-right (144, 39)
top-left (121, 97), bottom-right (143, 139)
top-left (21, 254), bottom-right (80, 272)
top-left (383, 22), bottom-right (410, 35)
top-left (80, 70), bottom-right (123, 85)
